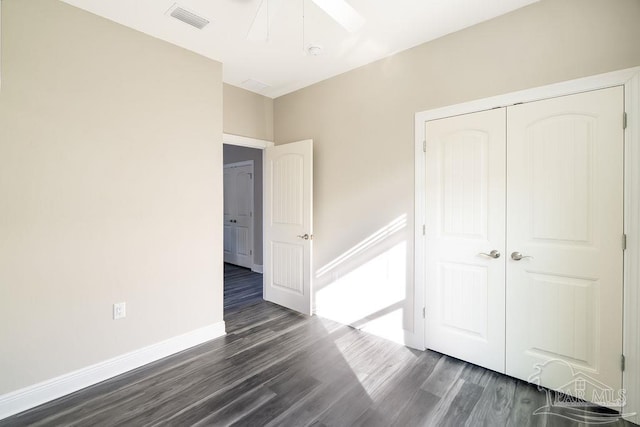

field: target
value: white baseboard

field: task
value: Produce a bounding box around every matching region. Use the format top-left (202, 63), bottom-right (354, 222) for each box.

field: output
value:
top-left (252, 264), bottom-right (263, 274)
top-left (0, 321), bottom-right (226, 420)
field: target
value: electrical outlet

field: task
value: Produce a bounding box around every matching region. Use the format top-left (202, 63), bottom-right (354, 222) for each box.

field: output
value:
top-left (113, 302), bottom-right (126, 320)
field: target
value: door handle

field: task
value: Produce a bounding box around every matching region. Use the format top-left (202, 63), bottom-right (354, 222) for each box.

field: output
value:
top-left (297, 234), bottom-right (311, 240)
top-left (479, 250), bottom-right (501, 259)
top-left (511, 251), bottom-right (533, 261)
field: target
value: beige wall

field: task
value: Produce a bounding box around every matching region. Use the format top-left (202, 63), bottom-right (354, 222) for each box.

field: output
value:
top-left (224, 84), bottom-right (274, 141)
top-left (0, 0), bottom-right (223, 394)
top-left (274, 0), bottom-right (640, 343)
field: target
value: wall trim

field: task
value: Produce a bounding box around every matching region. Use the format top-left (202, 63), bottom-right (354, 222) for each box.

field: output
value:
top-left (0, 321), bottom-right (226, 420)
top-left (252, 264), bottom-right (263, 274)
top-left (414, 66), bottom-right (640, 423)
top-left (623, 70), bottom-right (640, 424)
top-left (223, 133), bottom-right (274, 149)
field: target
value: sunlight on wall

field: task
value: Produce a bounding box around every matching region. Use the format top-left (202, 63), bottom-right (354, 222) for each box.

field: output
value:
top-left (315, 215), bottom-right (408, 345)
top-left (317, 215), bottom-right (406, 278)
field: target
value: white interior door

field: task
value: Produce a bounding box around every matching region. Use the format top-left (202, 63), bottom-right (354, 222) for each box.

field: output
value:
top-left (506, 87), bottom-right (625, 403)
top-left (223, 167), bottom-right (235, 264)
top-left (425, 108), bottom-right (506, 373)
top-left (223, 162), bottom-right (254, 269)
top-left (264, 139), bottom-right (313, 315)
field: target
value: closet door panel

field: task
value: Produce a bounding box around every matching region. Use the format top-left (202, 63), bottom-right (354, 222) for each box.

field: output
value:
top-left (425, 108), bottom-right (506, 373)
top-left (223, 164), bottom-right (254, 268)
top-left (506, 86), bottom-right (624, 406)
top-left (223, 167), bottom-right (236, 264)
top-left (233, 166), bottom-right (254, 268)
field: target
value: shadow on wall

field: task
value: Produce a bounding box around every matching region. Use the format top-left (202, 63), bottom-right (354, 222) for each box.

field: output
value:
top-left (314, 214), bottom-right (411, 345)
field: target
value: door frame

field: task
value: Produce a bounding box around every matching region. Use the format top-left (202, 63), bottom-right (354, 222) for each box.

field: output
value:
top-left (223, 160), bottom-right (255, 268)
top-left (414, 66), bottom-right (640, 423)
top-left (222, 133), bottom-right (273, 274)
top-left (224, 133), bottom-right (274, 150)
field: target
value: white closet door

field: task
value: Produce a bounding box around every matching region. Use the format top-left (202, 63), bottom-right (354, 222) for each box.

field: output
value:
top-left (233, 165), bottom-right (254, 269)
top-left (223, 163), bottom-right (254, 269)
top-left (223, 167), bottom-right (236, 264)
top-left (425, 108), bottom-right (506, 373)
top-left (506, 87), bottom-right (624, 403)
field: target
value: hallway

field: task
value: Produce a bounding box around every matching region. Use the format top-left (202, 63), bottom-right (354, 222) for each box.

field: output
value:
top-left (224, 263), bottom-right (263, 312)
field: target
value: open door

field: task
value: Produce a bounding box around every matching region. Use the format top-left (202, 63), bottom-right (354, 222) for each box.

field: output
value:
top-left (264, 139), bottom-right (313, 315)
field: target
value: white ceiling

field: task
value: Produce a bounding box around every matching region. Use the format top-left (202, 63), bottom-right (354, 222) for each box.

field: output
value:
top-left (60, 0), bottom-right (539, 98)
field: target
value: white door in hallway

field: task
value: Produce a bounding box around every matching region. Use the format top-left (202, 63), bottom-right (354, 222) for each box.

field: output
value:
top-left (425, 108), bottom-right (507, 373)
top-left (505, 87), bottom-right (624, 401)
top-left (223, 162), bottom-right (254, 269)
top-left (264, 140), bottom-right (313, 315)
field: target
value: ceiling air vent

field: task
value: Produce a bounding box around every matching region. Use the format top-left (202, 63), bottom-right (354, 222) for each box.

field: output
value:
top-left (242, 79), bottom-right (271, 92)
top-left (166, 4), bottom-right (210, 30)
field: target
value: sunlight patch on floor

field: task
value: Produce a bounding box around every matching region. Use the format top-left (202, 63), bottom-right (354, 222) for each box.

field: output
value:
top-left (316, 241), bottom-right (407, 343)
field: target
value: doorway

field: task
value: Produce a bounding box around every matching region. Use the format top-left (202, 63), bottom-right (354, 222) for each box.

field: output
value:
top-left (223, 142), bottom-right (264, 312)
top-left (221, 133), bottom-right (315, 316)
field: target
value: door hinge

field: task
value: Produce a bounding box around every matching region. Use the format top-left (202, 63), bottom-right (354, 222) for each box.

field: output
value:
top-left (250, 250), bottom-right (253, 255)
top-left (422, 307), bottom-right (426, 318)
top-left (623, 234), bottom-right (627, 250)
top-left (423, 140), bottom-right (426, 152)
top-left (422, 224), bottom-right (426, 235)
top-left (621, 354), bottom-right (626, 372)
top-left (623, 112), bottom-right (627, 130)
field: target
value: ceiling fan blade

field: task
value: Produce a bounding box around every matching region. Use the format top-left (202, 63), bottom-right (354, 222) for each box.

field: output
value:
top-left (310, 0), bottom-right (365, 33)
top-left (247, 0), bottom-right (285, 42)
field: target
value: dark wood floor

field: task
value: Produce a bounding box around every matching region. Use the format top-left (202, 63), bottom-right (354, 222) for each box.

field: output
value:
top-left (2, 300), bottom-right (633, 426)
top-left (224, 263), bottom-right (263, 312)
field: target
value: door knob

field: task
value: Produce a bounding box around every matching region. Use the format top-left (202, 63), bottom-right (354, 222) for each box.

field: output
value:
top-left (297, 234), bottom-right (311, 240)
top-left (479, 250), bottom-right (501, 259)
top-left (511, 251), bottom-right (533, 261)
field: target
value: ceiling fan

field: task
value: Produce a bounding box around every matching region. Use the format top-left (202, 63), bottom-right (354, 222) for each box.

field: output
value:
top-left (247, 0), bottom-right (365, 42)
